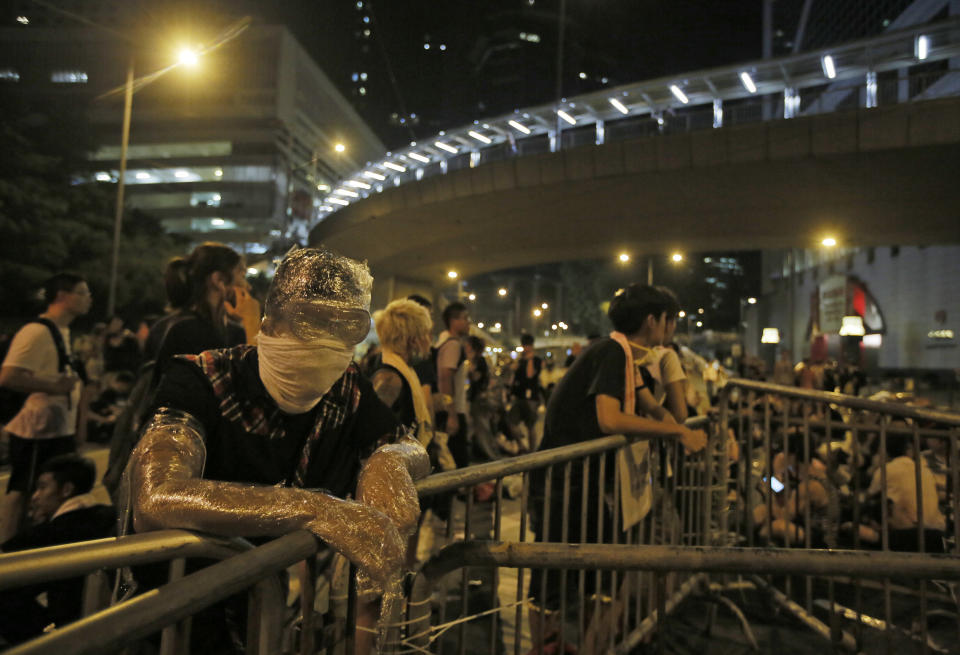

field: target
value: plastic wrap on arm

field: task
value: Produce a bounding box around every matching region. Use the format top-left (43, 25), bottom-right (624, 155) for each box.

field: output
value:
top-left (356, 434), bottom-right (428, 539)
top-left (263, 247), bottom-right (373, 345)
top-left (129, 407), bottom-right (405, 586)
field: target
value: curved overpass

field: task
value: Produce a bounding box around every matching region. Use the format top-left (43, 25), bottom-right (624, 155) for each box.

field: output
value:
top-left (310, 97), bottom-right (960, 286)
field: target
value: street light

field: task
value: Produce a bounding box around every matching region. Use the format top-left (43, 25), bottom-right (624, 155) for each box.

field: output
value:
top-left (821, 236), bottom-right (837, 247)
top-left (178, 48), bottom-right (199, 67)
top-left (747, 297), bottom-right (757, 304)
top-left (533, 308), bottom-right (542, 317)
top-left (541, 302), bottom-right (548, 310)
top-left (498, 287), bottom-right (508, 297)
top-left (447, 270), bottom-right (458, 279)
top-left (468, 293), bottom-right (476, 301)
top-left (618, 252), bottom-right (630, 263)
top-left (334, 143), bottom-right (346, 153)
top-left (671, 252), bottom-right (684, 263)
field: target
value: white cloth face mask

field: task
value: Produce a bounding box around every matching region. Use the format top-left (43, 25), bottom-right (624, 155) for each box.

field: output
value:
top-left (257, 332), bottom-right (354, 414)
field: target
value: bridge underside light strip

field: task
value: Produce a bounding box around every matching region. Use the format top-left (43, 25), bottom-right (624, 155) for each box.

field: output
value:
top-left (346, 180), bottom-right (371, 189)
top-left (328, 197), bottom-right (350, 206)
top-left (557, 109), bottom-right (576, 125)
top-left (508, 120), bottom-right (531, 134)
top-left (468, 130), bottom-right (491, 144)
top-left (363, 170), bottom-right (386, 180)
top-left (435, 141), bottom-right (458, 153)
top-left (334, 188), bottom-right (359, 197)
top-left (669, 84), bottom-right (689, 104)
top-left (608, 97), bottom-right (629, 114)
top-left (408, 152), bottom-right (430, 163)
top-left (383, 161), bottom-right (407, 172)
top-left (821, 55), bottom-right (836, 79)
top-left (739, 71), bottom-right (757, 93)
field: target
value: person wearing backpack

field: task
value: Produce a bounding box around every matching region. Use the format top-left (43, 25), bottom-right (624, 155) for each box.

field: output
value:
top-left (0, 273), bottom-right (91, 541)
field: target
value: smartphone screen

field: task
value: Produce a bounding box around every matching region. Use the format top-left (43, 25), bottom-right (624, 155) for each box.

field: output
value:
top-left (763, 475), bottom-right (785, 493)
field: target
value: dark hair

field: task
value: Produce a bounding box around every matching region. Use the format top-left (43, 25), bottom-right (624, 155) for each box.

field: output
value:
top-left (113, 371), bottom-right (135, 385)
top-left (520, 333), bottom-right (535, 346)
top-left (164, 242), bottom-right (241, 316)
top-left (43, 273), bottom-right (86, 305)
top-left (885, 434), bottom-right (912, 460)
top-left (442, 302), bottom-right (467, 328)
top-left (407, 294), bottom-right (432, 309)
top-left (607, 284), bottom-right (671, 334)
top-left (466, 335), bottom-right (484, 353)
top-left (38, 454), bottom-right (96, 496)
top-left (656, 286), bottom-right (681, 318)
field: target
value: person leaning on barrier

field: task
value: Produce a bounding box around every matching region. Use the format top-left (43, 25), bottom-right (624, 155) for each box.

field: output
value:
top-left (124, 249), bottom-right (429, 644)
top-left (527, 284), bottom-right (707, 653)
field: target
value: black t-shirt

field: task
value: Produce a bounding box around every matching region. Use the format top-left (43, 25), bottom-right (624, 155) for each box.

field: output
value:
top-left (152, 349), bottom-right (398, 497)
top-left (146, 311), bottom-right (245, 375)
top-left (541, 338), bottom-right (629, 450)
top-left (512, 356), bottom-right (543, 401)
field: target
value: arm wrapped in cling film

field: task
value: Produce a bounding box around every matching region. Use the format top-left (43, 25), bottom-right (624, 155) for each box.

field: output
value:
top-left (129, 407), bottom-right (407, 587)
top-left (356, 432), bottom-right (430, 539)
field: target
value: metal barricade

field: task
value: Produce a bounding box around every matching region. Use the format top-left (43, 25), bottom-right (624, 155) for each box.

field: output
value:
top-left (715, 379), bottom-right (960, 654)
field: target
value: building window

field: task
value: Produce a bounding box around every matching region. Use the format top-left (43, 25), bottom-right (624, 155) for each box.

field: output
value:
top-left (0, 68), bottom-right (20, 81)
top-left (51, 70), bottom-right (88, 83)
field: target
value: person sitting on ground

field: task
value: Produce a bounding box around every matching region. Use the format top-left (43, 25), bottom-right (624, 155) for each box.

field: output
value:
top-left (0, 454), bottom-right (115, 646)
top-left (125, 248), bottom-right (428, 654)
top-left (86, 371), bottom-right (135, 443)
top-left (867, 431), bottom-right (946, 553)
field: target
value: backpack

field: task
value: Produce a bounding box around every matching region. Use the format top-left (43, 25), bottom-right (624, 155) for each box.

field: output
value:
top-left (0, 318), bottom-right (71, 425)
top-left (101, 314), bottom-right (189, 497)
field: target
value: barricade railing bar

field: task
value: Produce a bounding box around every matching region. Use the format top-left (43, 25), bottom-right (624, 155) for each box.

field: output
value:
top-left (2, 381), bottom-right (958, 654)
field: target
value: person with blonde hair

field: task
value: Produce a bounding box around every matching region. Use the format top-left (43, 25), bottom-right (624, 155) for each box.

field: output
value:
top-left (371, 299), bottom-right (434, 439)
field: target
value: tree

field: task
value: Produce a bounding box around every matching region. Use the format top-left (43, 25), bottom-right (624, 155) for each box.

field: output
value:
top-left (0, 93), bottom-right (185, 328)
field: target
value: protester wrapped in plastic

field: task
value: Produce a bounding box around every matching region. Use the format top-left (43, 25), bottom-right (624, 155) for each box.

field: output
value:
top-left (127, 247), bottom-right (429, 591)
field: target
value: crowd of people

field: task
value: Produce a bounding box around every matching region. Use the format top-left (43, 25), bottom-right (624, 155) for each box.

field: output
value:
top-left (0, 241), bottom-right (953, 652)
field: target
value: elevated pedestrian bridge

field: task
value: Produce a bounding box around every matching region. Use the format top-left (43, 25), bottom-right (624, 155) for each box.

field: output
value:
top-left (310, 19), bottom-right (960, 286)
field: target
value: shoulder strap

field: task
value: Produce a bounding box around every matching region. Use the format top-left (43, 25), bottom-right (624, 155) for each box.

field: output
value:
top-left (30, 318), bottom-right (69, 373)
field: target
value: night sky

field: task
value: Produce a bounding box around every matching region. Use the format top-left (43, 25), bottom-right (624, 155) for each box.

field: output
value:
top-left (236, 1), bottom-right (765, 148)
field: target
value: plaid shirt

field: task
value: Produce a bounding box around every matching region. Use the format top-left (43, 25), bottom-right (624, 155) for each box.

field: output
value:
top-left (178, 345), bottom-right (395, 491)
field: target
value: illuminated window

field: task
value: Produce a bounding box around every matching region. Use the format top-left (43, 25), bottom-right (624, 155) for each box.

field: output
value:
top-left (0, 69), bottom-right (20, 82)
top-left (51, 70), bottom-right (88, 83)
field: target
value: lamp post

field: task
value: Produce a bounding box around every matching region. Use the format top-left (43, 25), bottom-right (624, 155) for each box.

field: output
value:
top-left (106, 47), bottom-right (204, 316)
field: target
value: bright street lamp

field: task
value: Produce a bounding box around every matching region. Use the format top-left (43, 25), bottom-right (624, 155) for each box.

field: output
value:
top-left (671, 252), bottom-right (684, 263)
top-left (533, 308), bottom-right (542, 317)
top-left (618, 252), bottom-right (630, 263)
top-left (748, 297), bottom-right (757, 304)
top-left (468, 293), bottom-right (476, 301)
top-left (178, 48), bottom-right (199, 67)
top-left (334, 143), bottom-right (346, 153)
top-left (821, 236), bottom-right (837, 247)
top-left (447, 270), bottom-right (458, 279)
top-left (540, 302), bottom-right (548, 310)
top-left (498, 287), bottom-right (508, 297)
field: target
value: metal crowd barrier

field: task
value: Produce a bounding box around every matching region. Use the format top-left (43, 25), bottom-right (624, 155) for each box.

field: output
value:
top-left (2, 383), bottom-right (958, 654)
top-left (716, 379), bottom-right (960, 653)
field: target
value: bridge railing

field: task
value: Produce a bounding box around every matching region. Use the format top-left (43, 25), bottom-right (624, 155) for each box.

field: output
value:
top-left (316, 18), bottom-right (960, 220)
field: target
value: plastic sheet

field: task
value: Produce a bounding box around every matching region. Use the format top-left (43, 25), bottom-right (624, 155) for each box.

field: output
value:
top-left (128, 407), bottom-right (407, 586)
top-left (355, 434), bottom-right (429, 598)
top-left (262, 247), bottom-right (373, 345)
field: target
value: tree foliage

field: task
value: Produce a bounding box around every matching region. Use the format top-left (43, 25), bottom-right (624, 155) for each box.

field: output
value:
top-left (0, 94), bottom-right (185, 328)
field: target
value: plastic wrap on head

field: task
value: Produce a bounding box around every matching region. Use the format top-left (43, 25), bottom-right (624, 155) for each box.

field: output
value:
top-left (128, 407), bottom-right (405, 587)
top-left (264, 247), bottom-right (373, 344)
